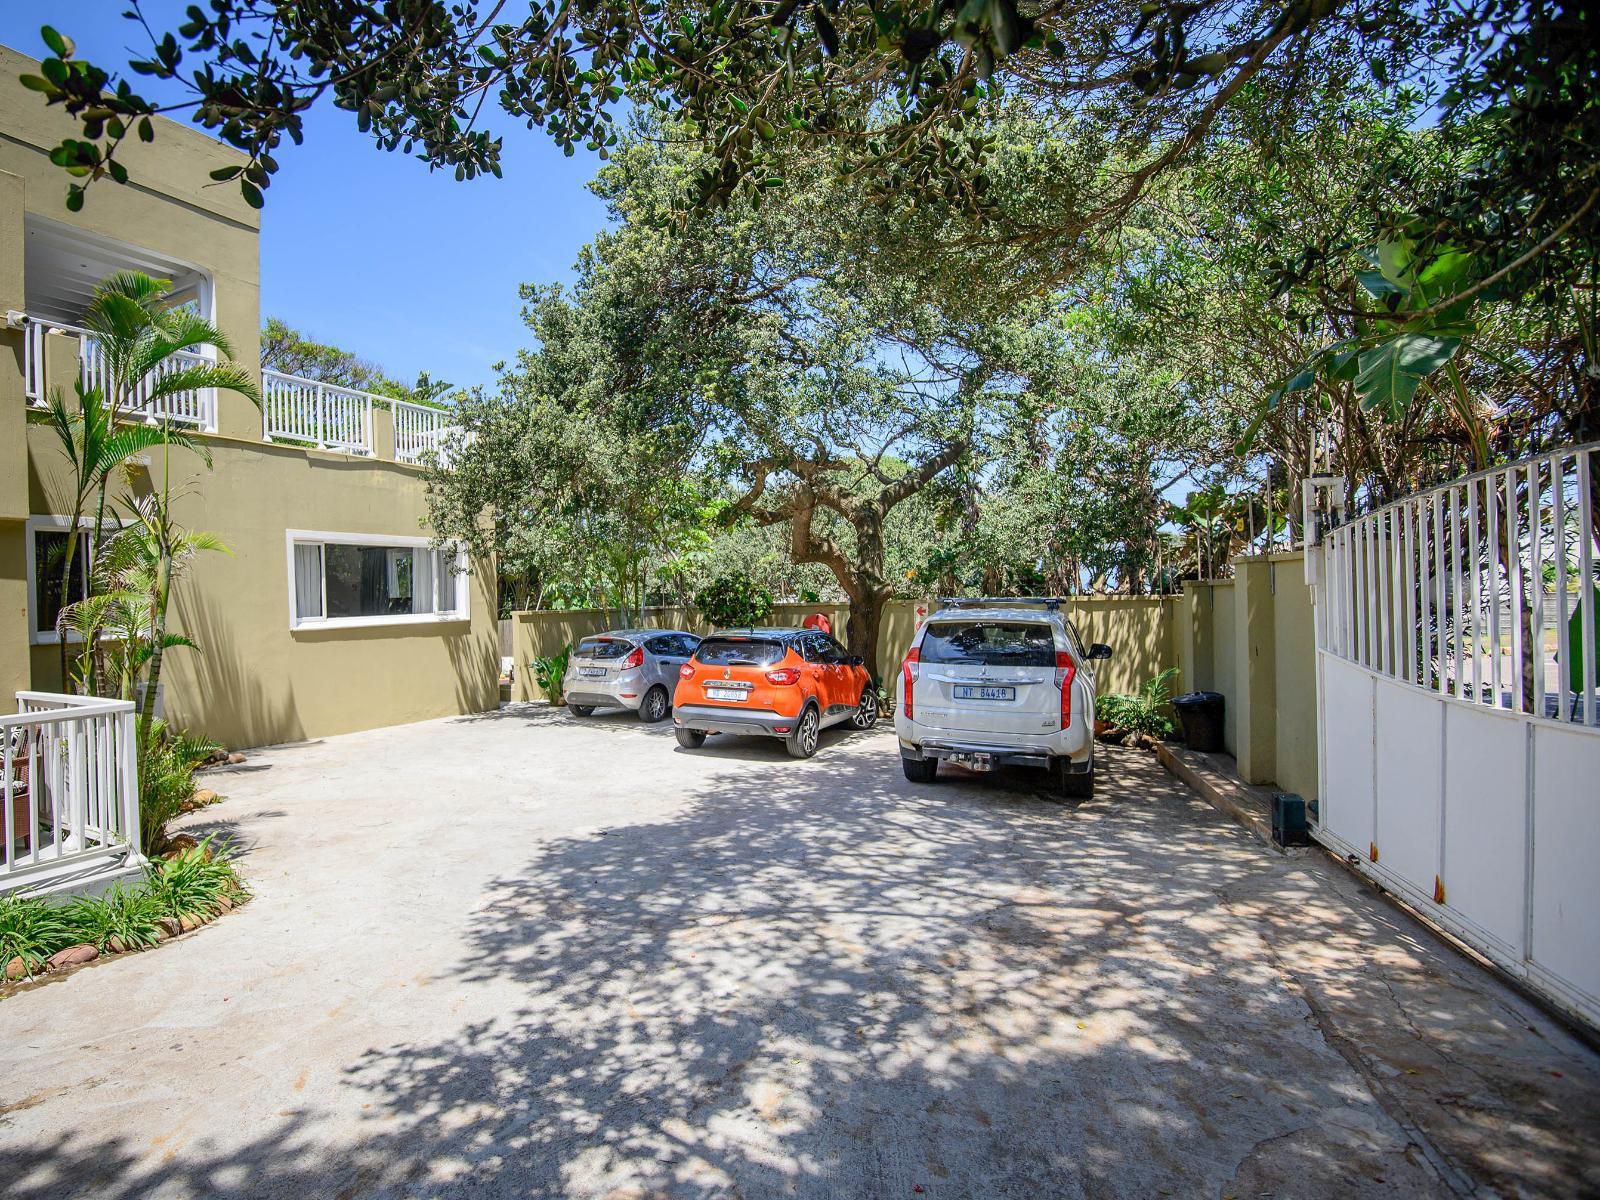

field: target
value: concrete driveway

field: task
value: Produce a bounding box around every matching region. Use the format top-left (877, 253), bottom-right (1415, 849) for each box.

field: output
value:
top-left (2, 705), bottom-right (1597, 1199)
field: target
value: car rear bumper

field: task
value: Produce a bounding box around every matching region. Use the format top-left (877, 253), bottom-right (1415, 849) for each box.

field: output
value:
top-left (674, 703), bottom-right (796, 737)
top-left (894, 720), bottom-right (1090, 766)
top-left (563, 669), bottom-right (647, 710)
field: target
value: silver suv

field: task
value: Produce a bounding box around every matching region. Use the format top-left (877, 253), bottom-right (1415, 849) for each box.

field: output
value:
top-left (893, 598), bottom-right (1112, 797)
top-left (563, 630), bottom-right (701, 722)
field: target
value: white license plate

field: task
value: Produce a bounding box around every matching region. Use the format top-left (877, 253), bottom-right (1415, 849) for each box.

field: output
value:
top-left (953, 685), bottom-right (1015, 701)
top-left (579, 666), bottom-right (606, 677)
top-left (951, 752), bottom-right (996, 771)
top-left (705, 687), bottom-right (747, 702)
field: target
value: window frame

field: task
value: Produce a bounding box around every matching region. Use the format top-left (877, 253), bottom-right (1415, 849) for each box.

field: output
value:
top-left (285, 529), bottom-right (469, 631)
top-left (24, 515), bottom-right (120, 646)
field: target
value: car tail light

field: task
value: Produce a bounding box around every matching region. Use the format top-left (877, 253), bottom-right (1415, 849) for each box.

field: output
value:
top-left (679, 663), bottom-right (695, 679)
top-left (902, 646), bottom-right (920, 719)
top-left (1056, 650), bottom-right (1077, 728)
top-left (620, 646), bottom-right (644, 669)
top-left (766, 667), bottom-right (801, 686)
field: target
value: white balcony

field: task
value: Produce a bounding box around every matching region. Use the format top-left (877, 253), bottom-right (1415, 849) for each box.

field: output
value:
top-left (262, 369), bottom-right (378, 455)
top-left (2, 692), bottom-right (143, 895)
top-left (21, 315), bottom-right (218, 430)
top-left (393, 396), bottom-right (455, 465)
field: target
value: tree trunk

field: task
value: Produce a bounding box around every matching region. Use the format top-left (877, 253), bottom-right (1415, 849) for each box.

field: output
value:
top-left (843, 592), bottom-right (886, 680)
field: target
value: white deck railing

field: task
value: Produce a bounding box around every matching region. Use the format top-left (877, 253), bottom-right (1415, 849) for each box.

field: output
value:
top-left (261, 369), bottom-right (377, 455)
top-left (22, 315), bottom-right (217, 430)
top-left (2, 692), bottom-right (142, 892)
top-left (393, 397), bottom-right (452, 465)
top-left (1321, 441), bottom-right (1598, 725)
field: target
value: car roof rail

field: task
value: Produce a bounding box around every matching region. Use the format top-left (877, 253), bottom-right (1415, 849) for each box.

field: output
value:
top-left (934, 596), bottom-right (1068, 612)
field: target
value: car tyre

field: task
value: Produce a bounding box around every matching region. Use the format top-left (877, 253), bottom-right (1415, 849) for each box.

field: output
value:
top-left (639, 685), bottom-right (670, 723)
top-left (901, 753), bottom-right (938, 783)
top-left (675, 727), bottom-right (706, 750)
top-left (785, 705), bottom-right (821, 759)
top-left (568, 703), bottom-right (596, 718)
top-left (1056, 755), bottom-right (1095, 799)
top-left (850, 686), bottom-right (878, 730)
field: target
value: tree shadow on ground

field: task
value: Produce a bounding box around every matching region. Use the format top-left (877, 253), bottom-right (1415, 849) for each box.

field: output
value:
top-left (5, 746), bottom-right (1594, 1198)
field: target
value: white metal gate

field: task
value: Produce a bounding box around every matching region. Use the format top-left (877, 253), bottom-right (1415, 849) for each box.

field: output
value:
top-left (1306, 442), bottom-right (1600, 1030)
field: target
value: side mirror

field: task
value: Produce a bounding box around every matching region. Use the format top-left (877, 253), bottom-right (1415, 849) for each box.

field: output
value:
top-left (849, 655), bottom-right (865, 667)
top-left (1088, 643), bottom-right (1113, 661)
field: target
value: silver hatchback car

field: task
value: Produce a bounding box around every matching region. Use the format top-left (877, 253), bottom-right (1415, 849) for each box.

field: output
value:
top-left (562, 630), bottom-right (701, 722)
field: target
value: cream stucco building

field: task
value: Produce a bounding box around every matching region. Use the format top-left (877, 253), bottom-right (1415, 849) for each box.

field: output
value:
top-left (0, 46), bottom-right (499, 750)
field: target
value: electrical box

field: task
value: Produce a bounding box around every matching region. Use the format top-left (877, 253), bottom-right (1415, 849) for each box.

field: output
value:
top-left (1271, 793), bottom-right (1311, 847)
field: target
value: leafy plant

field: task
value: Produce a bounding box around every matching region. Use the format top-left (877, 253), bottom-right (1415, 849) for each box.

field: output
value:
top-left (61, 883), bottom-right (163, 952)
top-left (1097, 668), bottom-right (1179, 739)
top-left (694, 573), bottom-right (775, 628)
top-left (138, 719), bottom-right (222, 856)
top-left (533, 645), bottom-right (572, 705)
top-left (0, 893), bottom-right (73, 977)
top-left (144, 835), bottom-right (245, 925)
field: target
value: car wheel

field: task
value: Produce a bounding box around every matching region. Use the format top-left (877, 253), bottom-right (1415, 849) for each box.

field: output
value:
top-left (639, 685), bottom-right (670, 723)
top-left (568, 703), bottom-right (595, 718)
top-left (901, 753), bottom-right (938, 783)
top-left (675, 727), bottom-right (706, 750)
top-left (850, 686), bottom-right (878, 730)
top-left (1056, 755), bottom-right (1095, 799)
top-left (785, 705), bottom-right (820, 759)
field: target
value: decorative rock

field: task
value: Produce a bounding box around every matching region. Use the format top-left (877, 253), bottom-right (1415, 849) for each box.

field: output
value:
top-left (216, 895), bottom-right (234, 912)
top-left (47, 944), bottom-right (99, 971)
top-left (178, 914), bottom-right (200, 933)
top-left (4, 956), bottom-right (29, 981)
top-left (226, 752), bottom-right (246, 765)
top-left (157, 917), bottom-right (181, 939)
top-left (107, 935), bottom-right (127, 953)
top-left (191, 788), bottom-right (220, 806)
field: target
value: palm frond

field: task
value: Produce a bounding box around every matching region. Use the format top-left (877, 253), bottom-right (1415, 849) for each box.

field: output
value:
top-left (102, 423), bottom-right (212, 470)
top-left (151, 307), bottom-right (236, 361)
top-left (141, 361), bottom-right (261, 411)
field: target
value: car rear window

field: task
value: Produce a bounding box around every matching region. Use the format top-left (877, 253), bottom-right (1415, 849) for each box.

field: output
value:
top-left (919, 621), bottom-right (1056, 667)
top-left (695, 637), bottom-right (785, 667)
top-left (576, 637), bottom-right (632, 660)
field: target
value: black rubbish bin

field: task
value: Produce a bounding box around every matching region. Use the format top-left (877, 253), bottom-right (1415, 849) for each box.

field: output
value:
top-left (1173, 691), bottom-right (1225, 752)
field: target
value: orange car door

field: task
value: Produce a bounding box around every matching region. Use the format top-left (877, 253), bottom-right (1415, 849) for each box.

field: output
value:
top-left (799, 634), bottom-right (831, 710)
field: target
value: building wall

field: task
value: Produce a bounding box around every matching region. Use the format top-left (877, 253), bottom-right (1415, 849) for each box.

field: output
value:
top-left (1, 46), bottom-right (497, 746)
top-left (23, 428), bottom-right (498, 748)
top-left (1175, 553), bottom-right (1320, 800)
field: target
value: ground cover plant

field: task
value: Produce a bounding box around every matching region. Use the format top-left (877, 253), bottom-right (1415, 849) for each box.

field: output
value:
top-left (0, 836), bottom-right (247, 983)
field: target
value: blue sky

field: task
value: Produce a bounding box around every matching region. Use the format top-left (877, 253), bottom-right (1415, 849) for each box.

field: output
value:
top-left (0, 2), bottom-right (610, 391)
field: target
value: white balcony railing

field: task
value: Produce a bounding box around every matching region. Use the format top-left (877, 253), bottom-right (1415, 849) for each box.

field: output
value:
top-left (22, 315), bottom-right (217, 430)
top-left (3, 692), bottom-right (142, 892)
top-left (393, 397), bottom-right (453, 465)
top-left (262, 369), bottom-right (375, 455)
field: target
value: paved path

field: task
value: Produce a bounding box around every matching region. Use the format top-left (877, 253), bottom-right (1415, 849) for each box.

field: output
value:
top-left (2, 706), bottom-right (1597, 1198)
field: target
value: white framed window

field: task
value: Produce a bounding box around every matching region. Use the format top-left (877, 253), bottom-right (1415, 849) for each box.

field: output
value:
top-left (285, 529), bottom-right (468, 630)
top-left (24, 515), bottom-right (120, 645)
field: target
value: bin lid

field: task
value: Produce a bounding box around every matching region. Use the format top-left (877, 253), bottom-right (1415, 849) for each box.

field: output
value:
top-left (1173, 691), bottom-right (1224, 706)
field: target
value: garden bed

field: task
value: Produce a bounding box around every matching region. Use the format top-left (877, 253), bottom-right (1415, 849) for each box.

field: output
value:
top-left (0, 836), bottom-right (248, 994)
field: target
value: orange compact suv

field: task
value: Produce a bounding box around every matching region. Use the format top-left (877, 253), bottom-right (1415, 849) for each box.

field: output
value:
top-left (672, 628), bottom-right (878, 758)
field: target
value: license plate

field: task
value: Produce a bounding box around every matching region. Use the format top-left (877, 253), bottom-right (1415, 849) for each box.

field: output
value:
top-left (953, 685), bottom-right (1015, 701)
top-left (705, 687), bottom-right (747, 701)
top-left (579, 667), bottom-right (606, 678)
top-left (951, 753), bottom-right (996, 771)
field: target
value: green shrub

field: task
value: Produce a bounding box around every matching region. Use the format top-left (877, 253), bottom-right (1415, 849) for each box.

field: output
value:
top-left (144, 835), bottom-right (245, 924)
top-left (694, 574), bottom-right (775, 628)
top-left (61, 883), bottom-right (164, 952)
top-left (1097, 668), bottom-right (1179, 738)
top-left (533, 644), bottom-right (572, 705)
top-left (0, 894), bottom-right (73, 976)
top-left (139, 719), bottom-right (221, 856)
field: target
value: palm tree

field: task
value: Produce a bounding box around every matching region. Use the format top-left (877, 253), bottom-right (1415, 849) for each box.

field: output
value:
top-left (113, 490), bottom-right (231, 753)
top-left (75, 271), bottom-right (258, 566)
top-left (43, 382), bottom-right (206, 690)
